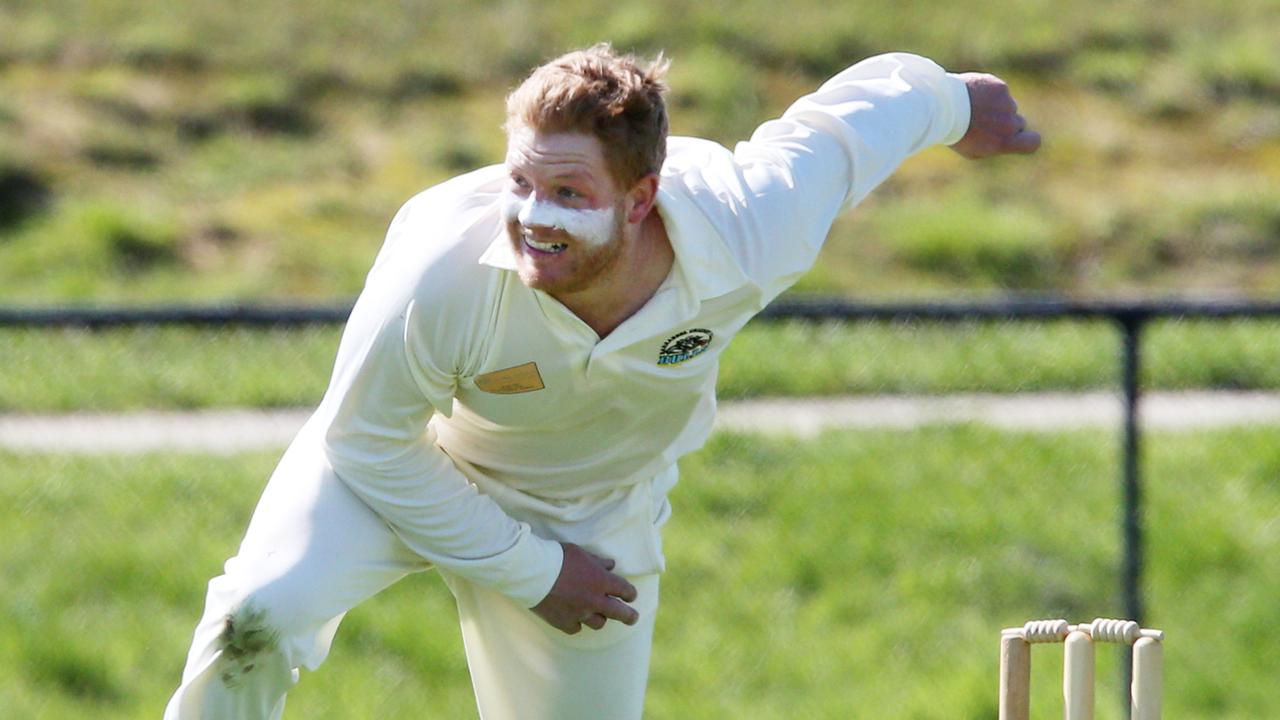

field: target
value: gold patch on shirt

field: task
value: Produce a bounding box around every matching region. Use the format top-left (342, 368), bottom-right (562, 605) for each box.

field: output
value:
top-left (475, 362), bottom-right (545, 394)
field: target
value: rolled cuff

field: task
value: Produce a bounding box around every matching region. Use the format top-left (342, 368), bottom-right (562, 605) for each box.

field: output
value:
top-left (942, 72), bottom-right (974, 146)
top-left (488, 527), bottom-right (565, 608)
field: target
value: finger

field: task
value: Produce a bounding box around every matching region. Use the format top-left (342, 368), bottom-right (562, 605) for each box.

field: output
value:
top-left (582, 613), bottom-right (608, 631)
top-left (587, 552), bottom-right (617, 571)
top-left (1005, 129), bottom-right (1042, 154)
top-left (983, 93), bottom-right (1017, 116)
top-left (604, 575), bottom-right (639, 603)
top-left (984, 111), bottom-right (1025, 139)
top-left (598, 596), bottom-right (641, 626)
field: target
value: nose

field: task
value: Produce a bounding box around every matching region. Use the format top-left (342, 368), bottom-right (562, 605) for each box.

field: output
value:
top-left (517, 195), bottom-right (567, 232)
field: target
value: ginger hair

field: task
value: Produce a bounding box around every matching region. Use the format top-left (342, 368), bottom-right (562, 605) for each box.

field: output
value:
top-left (505, 44), bottom-right (670, 189)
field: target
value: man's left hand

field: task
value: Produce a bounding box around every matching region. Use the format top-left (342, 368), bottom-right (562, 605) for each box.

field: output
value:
top-left (950, 73), bottom-right (1041, 159)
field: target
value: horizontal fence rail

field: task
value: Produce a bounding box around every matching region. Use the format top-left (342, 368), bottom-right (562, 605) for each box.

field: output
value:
top-left (8, 295), bottom-right (1279, 718)
top-left (0, 303), bottom-right (356, 328)
top-left (6, 297), bottom-right (1280, 327)
top-left (757, 296), bottom-right (1280, 322)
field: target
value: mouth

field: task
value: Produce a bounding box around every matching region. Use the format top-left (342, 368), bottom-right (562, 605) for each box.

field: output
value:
top-left (522, 232), bottom-right (568, 255)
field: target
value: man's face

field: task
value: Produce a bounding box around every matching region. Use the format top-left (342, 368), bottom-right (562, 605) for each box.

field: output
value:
top-left (503, 125), bottom-right (629, 296)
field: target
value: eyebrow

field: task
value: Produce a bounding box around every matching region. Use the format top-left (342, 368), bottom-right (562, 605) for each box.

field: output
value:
top-left (507, 164), bottom-right (600, 186)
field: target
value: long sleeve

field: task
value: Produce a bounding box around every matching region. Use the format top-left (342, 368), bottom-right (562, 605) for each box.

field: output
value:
top-left (663, 52), bottom-right (971, 303)
top-left (318, 183), bottom-right (564, 609)
top-left (761, 52), bottom-right (971, 211)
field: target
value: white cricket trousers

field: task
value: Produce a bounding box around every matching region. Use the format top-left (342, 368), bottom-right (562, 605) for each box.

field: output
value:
top-left (163, 438), bottom-right (659, 720)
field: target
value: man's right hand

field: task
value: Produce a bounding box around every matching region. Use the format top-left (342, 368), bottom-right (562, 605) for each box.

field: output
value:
top-left (531, 542), bottom-right (640, 634)
top-left (949, 72), bottom-right (1041, 159)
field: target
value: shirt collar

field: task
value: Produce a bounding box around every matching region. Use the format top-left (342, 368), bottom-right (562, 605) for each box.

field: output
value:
top-left (477, 214), bottom-right (518, 271)
top-left (654, 180), bottom-right (748, 301)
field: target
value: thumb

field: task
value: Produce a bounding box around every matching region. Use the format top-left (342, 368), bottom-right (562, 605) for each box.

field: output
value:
top-left (1005, 129), bottom-right (1042, 154)
top-left (566, 542), bottom-right (617, 571)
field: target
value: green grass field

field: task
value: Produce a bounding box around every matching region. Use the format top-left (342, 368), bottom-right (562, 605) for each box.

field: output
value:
top-left (4, 427), bottom-right (1278, 718)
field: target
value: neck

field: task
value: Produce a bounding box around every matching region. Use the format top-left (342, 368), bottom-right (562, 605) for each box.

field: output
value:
top-left (556, 211), bottom-right (672, 338)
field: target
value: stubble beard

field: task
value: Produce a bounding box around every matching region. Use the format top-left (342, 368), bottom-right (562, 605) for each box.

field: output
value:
top-left (508, 202), bottom-right (629, 296)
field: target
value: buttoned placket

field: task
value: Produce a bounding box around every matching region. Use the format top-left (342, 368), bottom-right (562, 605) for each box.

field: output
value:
top-left (530, 260), bottom-right (700, 384)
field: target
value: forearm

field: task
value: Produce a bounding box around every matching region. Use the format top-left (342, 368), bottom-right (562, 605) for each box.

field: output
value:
top-left (324, 429), bottom-right (563, 608)
top-left (751, 52), bottom-right (971, 210)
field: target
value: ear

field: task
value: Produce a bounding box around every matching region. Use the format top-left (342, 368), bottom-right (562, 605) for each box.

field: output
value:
top-left (623, 173), bottom-right (660, 225)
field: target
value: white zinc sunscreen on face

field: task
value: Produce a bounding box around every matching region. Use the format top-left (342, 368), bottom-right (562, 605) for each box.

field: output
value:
top-left (502, 191), bottom-right (616, 249)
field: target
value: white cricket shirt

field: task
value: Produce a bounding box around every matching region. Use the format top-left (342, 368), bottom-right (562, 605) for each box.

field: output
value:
top-left (297, 53), bottom-right (972, 607)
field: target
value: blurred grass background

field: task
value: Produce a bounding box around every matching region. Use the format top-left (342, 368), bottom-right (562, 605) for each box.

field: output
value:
top-left (2, 0), bottom-right (1279, 302)
top-left (5, 1), bottom-right (1280, 718)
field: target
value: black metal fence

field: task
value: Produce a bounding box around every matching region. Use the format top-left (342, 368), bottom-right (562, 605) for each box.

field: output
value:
top-left (762, 296), bottom-right (1280, 628)
top-left (766, 297), bottom-right (1280, 706)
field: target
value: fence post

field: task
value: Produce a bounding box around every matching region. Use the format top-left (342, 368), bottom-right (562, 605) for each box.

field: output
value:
top-left (1118, 313), bottom-right (1146, 717)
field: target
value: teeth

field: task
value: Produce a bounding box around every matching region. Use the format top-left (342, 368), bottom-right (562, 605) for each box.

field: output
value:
top-left (524, 235), bottom-right (568, 254)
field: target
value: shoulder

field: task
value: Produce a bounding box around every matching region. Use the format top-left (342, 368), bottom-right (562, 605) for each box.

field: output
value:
top-left (392, 164), bottom-right (509, 238)
top-left (658, 136), bottom-right (756, 217)
top-left (375, 165), bottom-right (505, 280)
top-left (661, 137), bottom-right (744, 192)
top-left (664, 136), bottom-right (735, 171)
top-left (356, 165), bottom-right (509, 327)
top-left (656, 134), bottom-right (838, 302)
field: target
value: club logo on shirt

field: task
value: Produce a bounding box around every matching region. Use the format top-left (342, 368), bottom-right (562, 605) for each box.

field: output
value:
top-left (657, 329), bottom-right (714, 366)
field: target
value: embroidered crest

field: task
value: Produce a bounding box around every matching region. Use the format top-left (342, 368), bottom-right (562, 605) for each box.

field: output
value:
top-left (657, 329), bottom-right (713, 366)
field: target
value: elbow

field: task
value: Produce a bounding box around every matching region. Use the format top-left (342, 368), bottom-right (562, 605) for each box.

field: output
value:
top-left (322, 418), bottom-right (436, 484)
top-left (322, 421), bottom-right (392, 478)
top-left (321, 422), bottom-right (363, 480)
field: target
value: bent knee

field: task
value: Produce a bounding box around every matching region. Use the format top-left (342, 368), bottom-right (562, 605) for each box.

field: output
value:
top-left (215, 601), bottom-right (290, 688)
